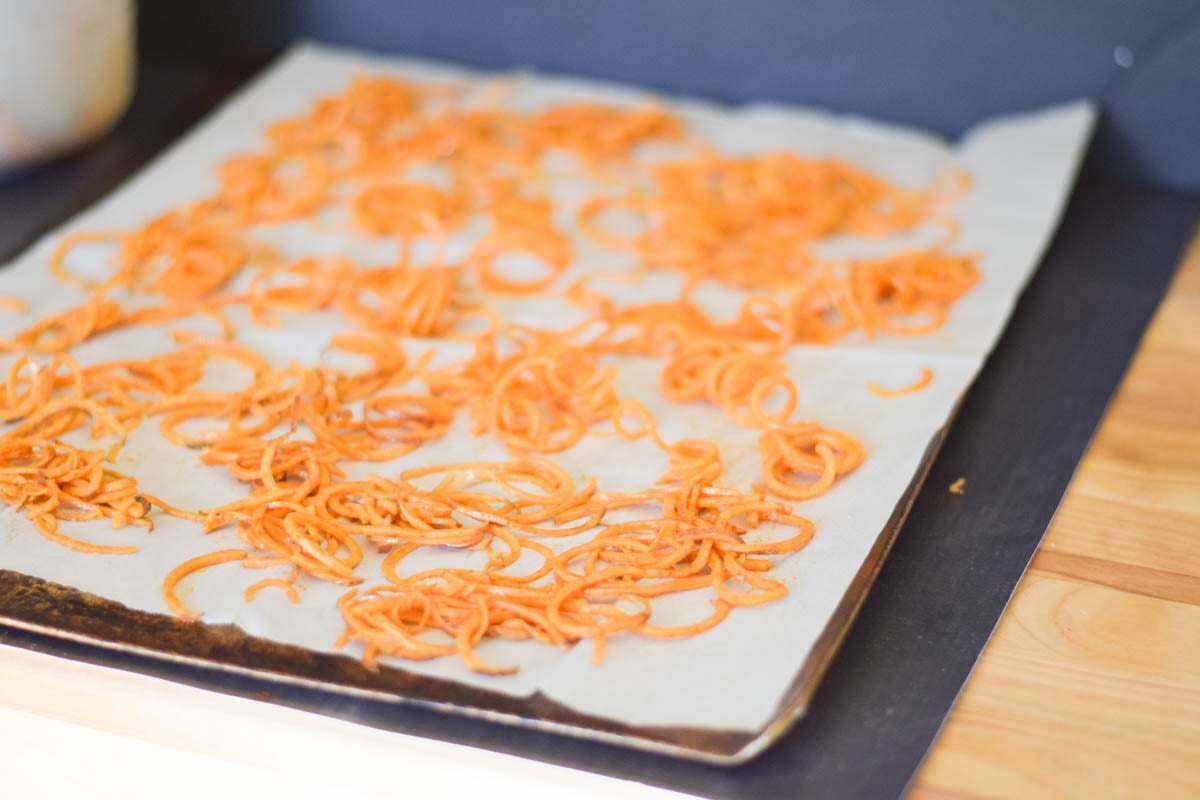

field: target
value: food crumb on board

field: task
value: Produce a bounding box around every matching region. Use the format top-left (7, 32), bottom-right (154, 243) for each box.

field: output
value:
top-left (949, 477), bottom-right (966, 495)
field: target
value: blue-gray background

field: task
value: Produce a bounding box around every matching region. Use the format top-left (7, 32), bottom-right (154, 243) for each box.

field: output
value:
top-left (140, 0), bottom-right (1200, 193)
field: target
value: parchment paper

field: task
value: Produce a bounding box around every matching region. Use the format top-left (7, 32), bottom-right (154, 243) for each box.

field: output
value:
top-left (0, 44), bottom-right (1094, 733)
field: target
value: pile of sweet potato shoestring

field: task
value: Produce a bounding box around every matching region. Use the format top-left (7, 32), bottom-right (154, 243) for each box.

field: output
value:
top-left (0, 75), bottom-right (976, 673)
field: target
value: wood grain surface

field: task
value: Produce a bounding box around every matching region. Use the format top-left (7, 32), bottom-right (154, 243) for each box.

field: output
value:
top-left (910, 228), bottom-right (1200, 799)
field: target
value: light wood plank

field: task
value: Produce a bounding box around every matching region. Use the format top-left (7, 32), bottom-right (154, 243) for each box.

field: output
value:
top-left (1021, 230), bottom-right (1200, 581)
top-left (912, 223), bottom-right (1200, 799)
top-left (1033, 550), bottom-right (1200, 606)
top-left (1141, 298), bottom-right (1200, 356)
top-left (1044, 495), bottom-right (1200, 580)
top-left (912, 572), bottom-right (1200, 800)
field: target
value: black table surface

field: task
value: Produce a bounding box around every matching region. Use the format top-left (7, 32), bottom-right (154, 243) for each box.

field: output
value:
top-left (1, 50), bottom-right (1197, 799)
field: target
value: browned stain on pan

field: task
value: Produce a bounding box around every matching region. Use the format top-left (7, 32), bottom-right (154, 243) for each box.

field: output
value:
top-left (0, 567), bottom-right (751, 759)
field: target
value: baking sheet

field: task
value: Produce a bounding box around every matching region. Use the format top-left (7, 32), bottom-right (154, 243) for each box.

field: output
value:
top-left (0, 44), bottom-right (1093, 736)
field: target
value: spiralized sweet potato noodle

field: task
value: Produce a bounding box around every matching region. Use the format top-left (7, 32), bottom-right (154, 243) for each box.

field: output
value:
top-left (0, 73), bottom-right (976, 674)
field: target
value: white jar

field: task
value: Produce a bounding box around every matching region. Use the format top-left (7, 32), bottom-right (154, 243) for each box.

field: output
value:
top-left (0, 0), bottom-right (134, 171)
